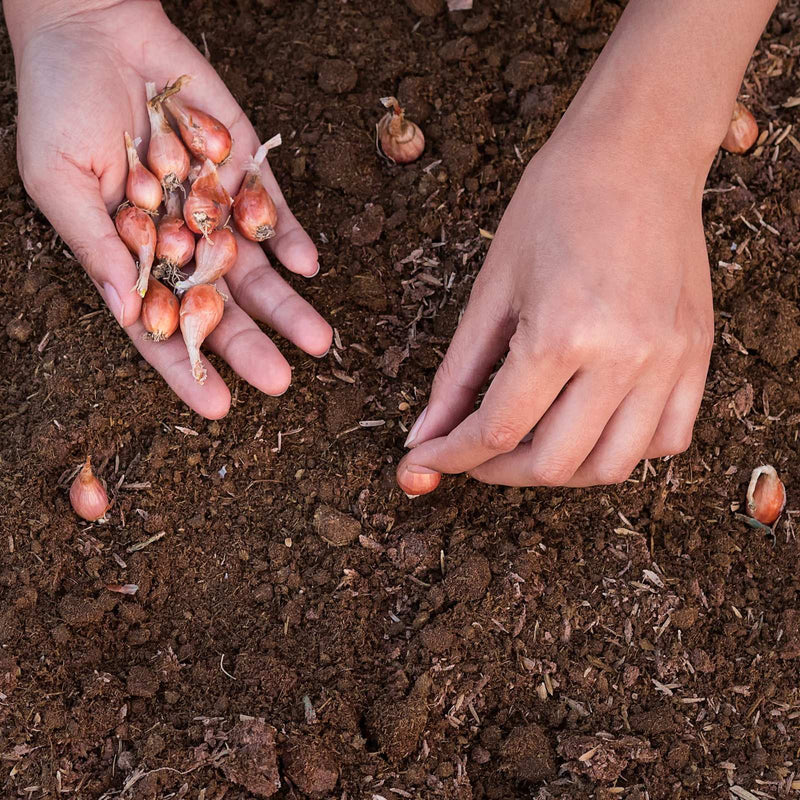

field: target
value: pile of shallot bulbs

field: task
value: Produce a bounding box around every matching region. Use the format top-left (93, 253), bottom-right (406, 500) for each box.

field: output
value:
top-left (116, 74), bottom-right (281, 384)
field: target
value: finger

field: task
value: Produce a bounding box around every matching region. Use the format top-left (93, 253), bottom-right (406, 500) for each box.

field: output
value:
top-left (644, 371), bottom-right (706, 459)
top-left (127, 319), bottom-right (231, 420)
top-left (404, 273), bottom-right (517, 449)
top-left (468, 372), bottom-right (628, 487)
top-left (35, 170), bottom-right (141, 328)
top-left (204, 279), bottom-right (293, 396)
top-left (565, 383), bottom-right (674, 487)
top-left (397, 332), bottom-right (578, 484)
top-left (226, 237), bottom-right (332, 357)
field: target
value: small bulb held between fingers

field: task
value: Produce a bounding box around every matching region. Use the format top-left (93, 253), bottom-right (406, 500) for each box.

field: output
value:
top-left (69, 456), bottom-right (111, 521)
top-left (115, 204), bottom-right (157, 298)
top-left (396, 462), bottom-right (441, 497)
top-left (721, 101), bottom-right (758, 154)
top-left (141, 277), bottom-right (180, 341)
top-left (179, 284), bottom-right (226, 384)
top-left (746, 464), bottom-right (786, 526)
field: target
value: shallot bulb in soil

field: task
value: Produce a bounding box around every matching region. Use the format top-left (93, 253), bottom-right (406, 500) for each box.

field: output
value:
top-left (721, 101), bottom-right (758, 154)
top-left (174, 228), bottom-right (238, 294)
top-left (155, 191), bottom-right (195, 281)
top-left (146, 81), bottom-right (191, 191)
top-left (184, 159), bottom-right (232, 237)
top-left (396, 466), bottom-right (441, 498)
top-left (233, 135), bottom-right (281, 242)
top-left (747, 464), bottom-right (786, 525)
top-left (161, 75), bottom-right (232, 164)
top-left (141, 277), bottom-right (180, 341)
top-left (124, 131), bottom-right (162, 212)
top-left (70, 456), bottom-right (111, 521)
top-left (180, 284), bottom-right (225, 384)
top-left (115, 204), bottom-right (157, 298)
top-left (377, 96), bottom-right (425, 164)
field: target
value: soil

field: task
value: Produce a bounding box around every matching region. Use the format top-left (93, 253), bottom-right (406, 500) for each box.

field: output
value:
top-left (2, 1), bottom-right (800, 799)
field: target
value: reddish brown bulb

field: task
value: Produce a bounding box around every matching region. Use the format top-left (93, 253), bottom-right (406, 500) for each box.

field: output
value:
top-left (721, 101), bottom-right (758, 154)
top-left (161, 75), bottom-right (232, 164)
top-left (747, 464), bottom-right (786, 525)
top-left (141, 277), bottom-right (180, 341)
top-left (233, 135), bottom-right (281, 242)
top-left (124, 132), bottom-right (162, 212)
top-left (396, 463), bottom-right (441, 497)
top-left (184, 159), bottom-right (232, 237)
top-left (115, 204), bottom-right (157, 298)
top-left (377, 96), bottom-right (425, 164)
top-left (146, 82), bottom-right (191, 192)
top-left (69, 456), bottom-right (111, 521)
top-left (175, 228), bottom-right (238, 294)
top-left (180, 284), bottom-right (225, 384)
top-left (155, 191), bottom-right (195, 283)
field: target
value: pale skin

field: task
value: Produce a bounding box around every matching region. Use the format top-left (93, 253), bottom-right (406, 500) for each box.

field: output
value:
top-left (3, 0), bottom-right (779, 490)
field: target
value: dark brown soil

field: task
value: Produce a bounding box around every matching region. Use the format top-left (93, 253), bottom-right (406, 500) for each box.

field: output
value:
top-left (2, 1), bottom-right (800, 799)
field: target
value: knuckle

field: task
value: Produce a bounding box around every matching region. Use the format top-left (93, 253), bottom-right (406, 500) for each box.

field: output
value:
top-left (596, 460), bottom-right (637, 485)
top-left (479, 420), bottom-right (521, 453)
top-left (528, 459), bottom-right (576, 487)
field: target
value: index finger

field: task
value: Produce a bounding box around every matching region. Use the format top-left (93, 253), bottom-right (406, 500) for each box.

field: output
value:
top-left (397, 333), bottom-right (578, 487)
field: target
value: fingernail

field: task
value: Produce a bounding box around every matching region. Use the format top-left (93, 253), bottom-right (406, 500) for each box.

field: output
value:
top-left (315, 346), bottom-right (330, 359)
top-left (404, 406), bottom-right (429, 448)
top-left (103, 282), bottom-right (125, 326)
top-left (310, 262), bottom-right (320, 278)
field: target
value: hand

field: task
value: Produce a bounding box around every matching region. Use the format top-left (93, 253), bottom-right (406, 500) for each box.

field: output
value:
top-left (397, 128), bottom-right (714, 490)
top-left (11, 0), bottom-right (332, 418)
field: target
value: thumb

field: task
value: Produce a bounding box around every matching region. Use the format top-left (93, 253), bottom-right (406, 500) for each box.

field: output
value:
top-left (404, 274), bottom-right (514, 449)
top-left (35, 170), bottom-right (141, 327)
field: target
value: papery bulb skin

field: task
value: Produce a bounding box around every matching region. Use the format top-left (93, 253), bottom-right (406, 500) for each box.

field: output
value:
top-left (161, 75), bottom-right (232, 164)
top-left (141, 277), bottom-right (180, 341)
top-left (146, 82), bottom-right (191, 191)
top-left (124, 132), bottom-right (162, 212)
top-left (174, 228), bottom-right (237, 293)
top-left (721, 101), bottom-right (758, 154)
top-left (115, 204), bottom-right (157, 297)
top-left (156, 192), bottom-right (195, 280)
top-left (180, 284), bottom-right (225, 384)
top-left (69, 456), bottom-right (111, 521)
top-left (747, 465), bottom-right (786, 525)
top-left (396, 466), bottom-right (441, 497)
top-left (233, 135), bottom-right (281, 241)
top-left (183, 159), bottom-right (232, 237)
top-left (377, 96), bottom-right (425, 164)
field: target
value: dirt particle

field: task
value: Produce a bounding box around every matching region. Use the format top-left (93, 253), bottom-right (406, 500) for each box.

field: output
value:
top-left (504, 51), bottom-right (548, 91)
top-left (6, 317), bottom-right (32, 343)
top-left (405, 0), bottom-right (443, 16)
top-left (500, 724), bottom-right (556, 783)
top-left (440, 36), bottom-right (478, 63)
top-left (351, 273), bottom-right (388, 312)
top-left (317, 59), bottom-right (358, 94)
top-left (59, 595), bottom-right (105, 629)
top-left (520, 85), bottom-right (557, 120)
top-left (672, 606), bottom-right (698, 629)
top-left (559, 735), bottom-right (657, 783)
top-left (444, 554), bottom-right (491, 603)
top-left (733, 289), bottom-right (800, 367)
top-left (126, 665), bottom-right (160, 698)
top-left (549, 0), bottom-right (591, 23)
top-left (366, 673), bottom-right (431, 762)
top-left (315, 136), bottom-right (381, 199)
top-left (342, 204), bottom-right (385, 246)
top-left (313, 505), bottom-right (361, 547)
top-left (281, 736), bottom-right (339, 798)
top-left (223, 717), bottom-right (281, 798)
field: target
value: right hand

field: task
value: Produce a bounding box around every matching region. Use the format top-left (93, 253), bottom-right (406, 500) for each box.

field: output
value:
top-left (11, 0), bottom-right (332, 418)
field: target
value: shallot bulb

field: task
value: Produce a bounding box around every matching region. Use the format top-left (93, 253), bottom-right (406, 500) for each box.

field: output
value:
top-left (721, 101), bottom-right (758, 154)
top-left (377, 96), bottom-right (425, 164)
top-left (184, 159), bottom-right (232, 237)
top-left (180, 284), bottom-right (225, 384)
top-left (174, 228), bottom-right (238, 294)
top-left (746, 464), bottom-right (786, 525)
top-left (233, 134), bottom-right (281, 242)
top-left (161, 75), bottom-right (232, 164)
top-left (70, 456), bottom-right (111, 521)
top-left (396, 466), bottom-right (441, 498)
top-left (124, 131), bottom-right (162, 212)
top-left (155, 191), bottom-right (195, 280)
top-left (141, 277), bottom-right (180, 341)
top-left (115, 204), bottom-right (157, 298)
top-left (146, 82), bottom-right (191, 192)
